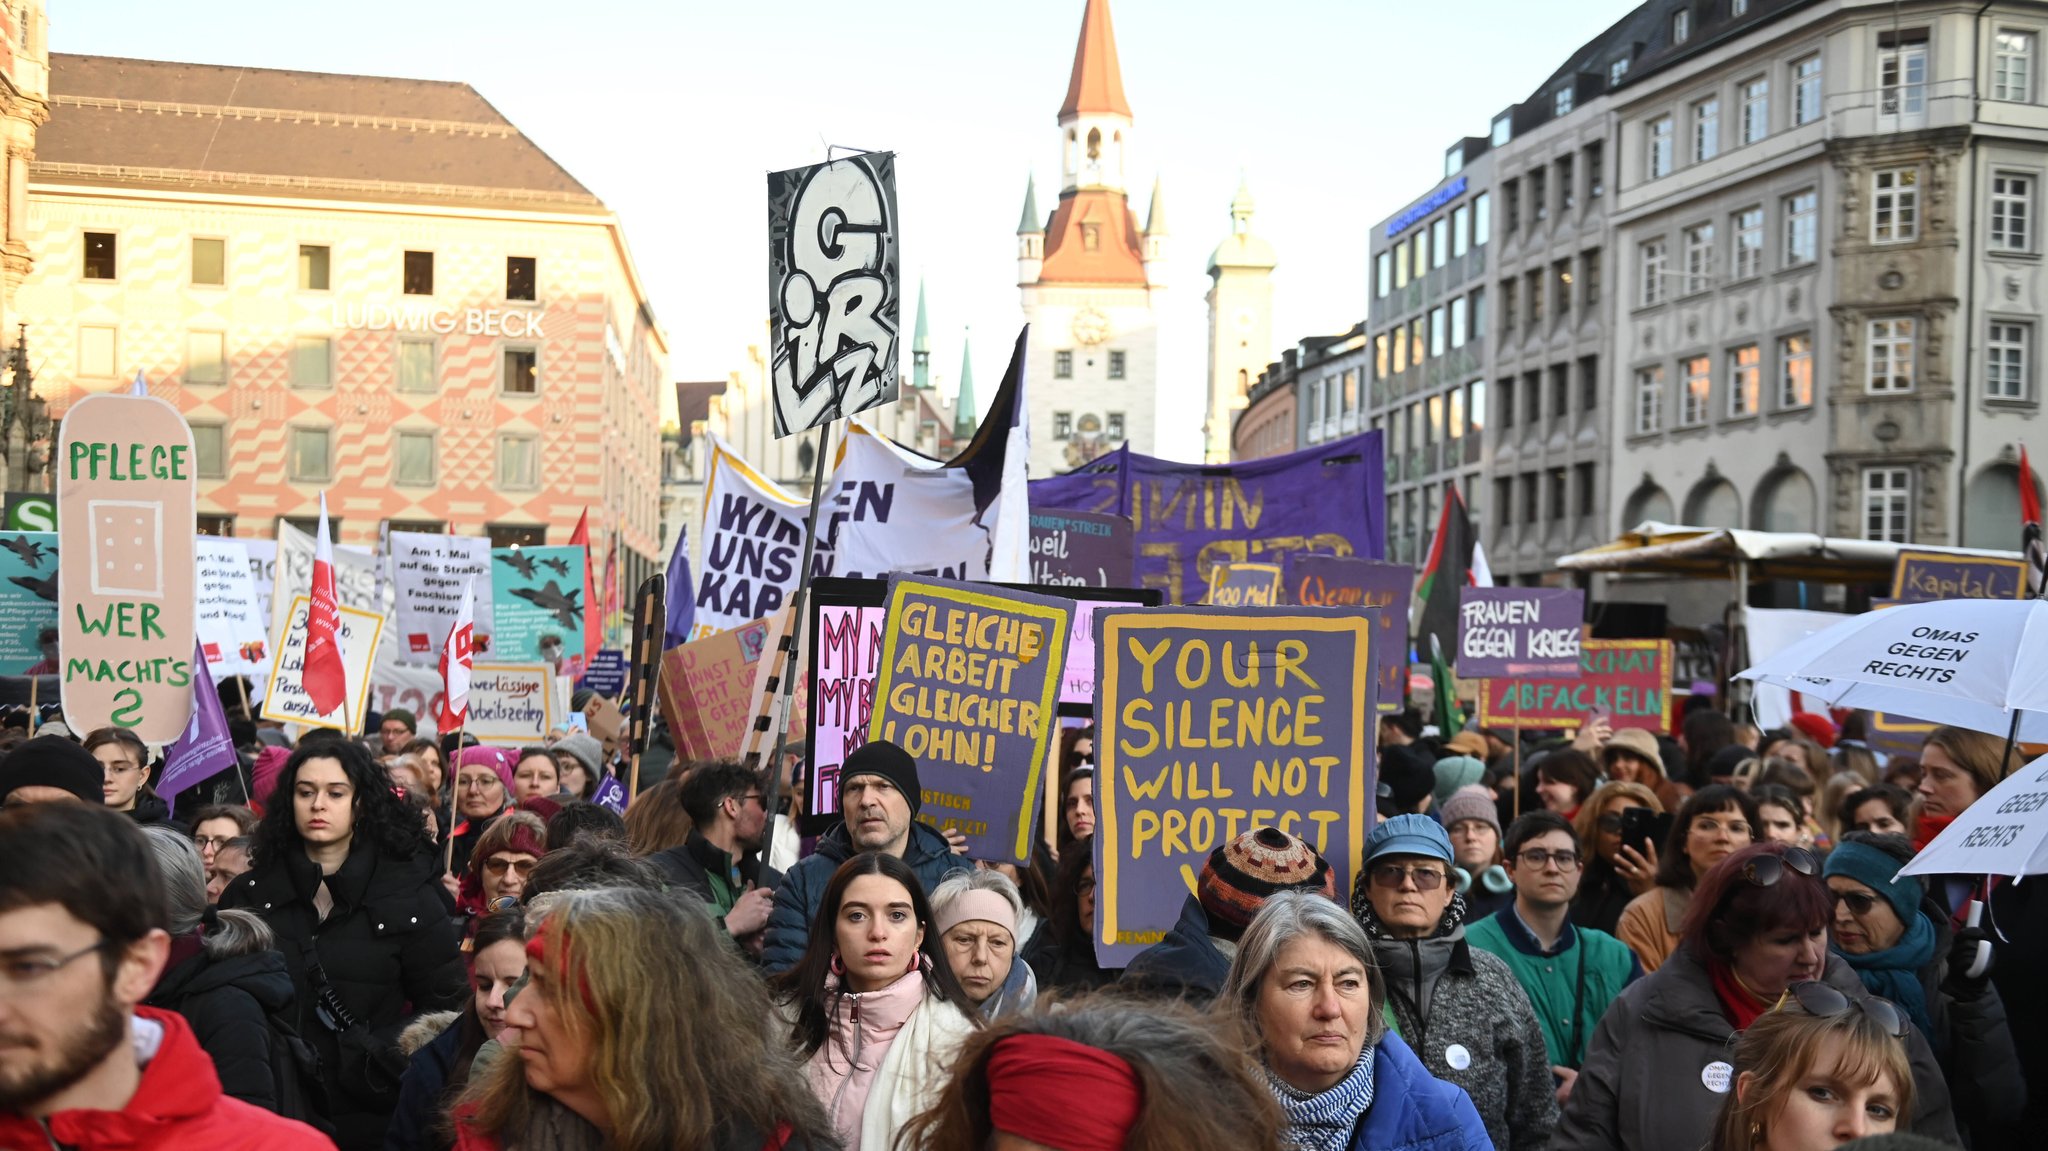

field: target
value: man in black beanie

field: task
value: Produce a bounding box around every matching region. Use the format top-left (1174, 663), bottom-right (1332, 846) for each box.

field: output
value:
top-left (759, 738), bottom-right (970, 973)
top-left (0, 734), bottom-right (105, 807)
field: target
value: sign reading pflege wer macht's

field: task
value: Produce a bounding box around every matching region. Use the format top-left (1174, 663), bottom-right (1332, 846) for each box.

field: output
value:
top-left (1093, 607), bottom-right (1374, 968)
top-left (57, 390), bottom-right (198, 742)
top-left (866, 575), bottom-right (1074, 865)
top-left (259, 595), bottom-right (384, 732)
top-left (1457, 587), bottom-right (1585, 679)
top-left (1477, 638), bottom-right (1672, 730)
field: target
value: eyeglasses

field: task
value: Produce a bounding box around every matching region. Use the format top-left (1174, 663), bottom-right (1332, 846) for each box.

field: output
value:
top-left (193, 835), bottom-right (234, 852)
top-left (483, 857), bottom-right (537, 876)
top-left (0, 940), bottom-right (108, 998)
top-left (1596, 813), bottom-right (1625, 833)
top-left (1780, 980), bottom-right (1910, 1039)
top-left (1515, 849), bottom-right (1582, 872)
top-left (1740, 847), bottom-right (1820, 888)
top-left (459, 776), bottom-right (502, 793)
top-left (101, 762), bottom-right (142, 778)
top-left (1369, 863), bottom-right (1449, 891)
top-left (1830, 889), bottom-right (1881, 917)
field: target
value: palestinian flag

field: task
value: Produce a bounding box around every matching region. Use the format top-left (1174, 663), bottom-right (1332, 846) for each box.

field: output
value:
top-left (2024, 446), bottom-right (2045, 600)
top-left (1429, 633), bottom-right (1465, 734)
top-left (1414, 484), bottom-right (1486, 667)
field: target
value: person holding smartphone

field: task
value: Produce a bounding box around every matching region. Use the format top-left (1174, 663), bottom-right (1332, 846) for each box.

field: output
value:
top-left (1569, 782), bottom-right (1666, 937)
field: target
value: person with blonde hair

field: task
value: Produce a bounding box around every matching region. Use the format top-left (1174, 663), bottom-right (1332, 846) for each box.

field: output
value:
top-left (452, 887), bottom-right (832, 1150)
top-left (1914, 726), bottom-right (2024, 849)
top-left (1569, 781), bottom-right (1664, 936)
top-left (1709, 984), bottom-right (1914, 1151)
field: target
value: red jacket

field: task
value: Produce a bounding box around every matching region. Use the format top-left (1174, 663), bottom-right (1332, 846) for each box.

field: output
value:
top-left (0, 1006), bottom-right (336, 1150)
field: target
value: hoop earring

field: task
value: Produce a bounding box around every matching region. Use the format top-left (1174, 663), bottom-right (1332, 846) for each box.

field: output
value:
top-left (829, 953), bottom-right (845, 976)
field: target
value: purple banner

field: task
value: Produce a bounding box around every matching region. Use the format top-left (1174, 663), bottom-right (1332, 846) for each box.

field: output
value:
top-left (1029, 509), bottom-right (1135, 587)
top-left (868, 575), bottom-right (1075, 864)
top-left (1092, 607), bottom-right (1376, 967)
top-left (1031, 432), bottom-right (1385, 605)
top-left (160, 639), bottom-right (239, 798)
top-left (592, 773), bottom-right (628, 814)
top-left (1292, 555), bottom-right (1411, 714)
top-left (1457, 587), bottom-right (1586, 679)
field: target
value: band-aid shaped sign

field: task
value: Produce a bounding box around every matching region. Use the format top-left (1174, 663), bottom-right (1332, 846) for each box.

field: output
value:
top-left (58, 392), bottom-right (198, 743)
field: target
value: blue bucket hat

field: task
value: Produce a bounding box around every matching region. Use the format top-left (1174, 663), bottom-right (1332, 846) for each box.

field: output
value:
top-left (1365, 813), bottom-right (1454, 867)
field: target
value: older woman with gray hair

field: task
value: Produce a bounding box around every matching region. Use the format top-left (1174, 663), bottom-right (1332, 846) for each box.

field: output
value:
top-left (930, 867), bottom-right (1038, 1019)
top-left (1216, 891), bottom-right (1491, 1151)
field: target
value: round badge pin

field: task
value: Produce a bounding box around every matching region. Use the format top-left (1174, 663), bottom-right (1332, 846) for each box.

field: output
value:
top-left (1445, 1044), bottom-right (1472, 1070)
top-left (1701, 1060), bottom-right (1733, 1093)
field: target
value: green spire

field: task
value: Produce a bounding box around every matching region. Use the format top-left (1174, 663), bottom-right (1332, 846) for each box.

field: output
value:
top-left (1016, 174), bottom-right (1041, 235)
top-left (911, 279), bottom-right (930, 390)
top-left (953, 330), bottom-right (977, 439)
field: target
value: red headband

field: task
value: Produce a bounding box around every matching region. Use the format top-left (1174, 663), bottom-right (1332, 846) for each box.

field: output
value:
top-left (987, 1034), bottom-right (1141, 1150)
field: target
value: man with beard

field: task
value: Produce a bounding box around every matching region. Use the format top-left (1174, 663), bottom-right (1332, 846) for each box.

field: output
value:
top-left (0, 803), bottom-right (333, 1148)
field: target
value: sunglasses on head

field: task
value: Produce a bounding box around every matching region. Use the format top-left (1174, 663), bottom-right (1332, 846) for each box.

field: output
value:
top-left (1740, 846), bottom-right (1820, 888)
top-left (1780, 980), bottom-right (1910, 1039)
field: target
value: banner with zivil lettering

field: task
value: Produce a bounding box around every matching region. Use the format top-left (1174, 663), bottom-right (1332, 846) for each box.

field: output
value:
top-left (1477, 638), bottom-right (1672, 730)
top-left (58, 392), bottom-right (198, 742)
top-left (867, 575), bottom-right (1073, 865)
top-left (1457, 587), bottom-right (1585, 679)
top-left (1092, 607), bottom-right (1374, 968)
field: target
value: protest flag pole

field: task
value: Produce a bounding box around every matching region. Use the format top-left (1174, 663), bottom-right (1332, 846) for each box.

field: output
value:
top-left (624, 575), bottom-right (665, 799)
top-left (1511, 687), bottom-right (1521, 822)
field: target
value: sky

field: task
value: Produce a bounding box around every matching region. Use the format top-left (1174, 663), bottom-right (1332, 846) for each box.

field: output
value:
top-left (60, 0), bottom-right (1642, 461)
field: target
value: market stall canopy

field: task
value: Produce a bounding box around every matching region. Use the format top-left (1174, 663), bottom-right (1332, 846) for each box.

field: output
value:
top-left (1556, 522), bottom-right (2023, 583)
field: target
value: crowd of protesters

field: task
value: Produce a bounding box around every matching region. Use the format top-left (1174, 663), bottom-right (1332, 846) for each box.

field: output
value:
top-left (0, 673), bottom-right (2039, 1151)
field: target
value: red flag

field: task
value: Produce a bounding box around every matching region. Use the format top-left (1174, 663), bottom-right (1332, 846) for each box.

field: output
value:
top-left (601, 535), bottom-right (620, 637)
top-left (2023, 447), bottom-right (2045, 599)
top-left (302, 493), bottom-right (348, 717)
top-left (568, 508), bottom-right (599, 668)
top-left (436, 577), bottom-right (476, 730)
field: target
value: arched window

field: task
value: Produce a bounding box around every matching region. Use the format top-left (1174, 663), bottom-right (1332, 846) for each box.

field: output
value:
top-left (1752, 466), bottom-right (1817, 533)
top-left (1086, 127), bottom-right (1102, 160)
top-left (1684, 477), bottom-right (1742, 528)
top-left (1623, 481), bottom-right (1675, 527)
top-left (1964, 463), bottom-right (2044, 548)
top-left (1237, 368), bottom-right (1249, 393)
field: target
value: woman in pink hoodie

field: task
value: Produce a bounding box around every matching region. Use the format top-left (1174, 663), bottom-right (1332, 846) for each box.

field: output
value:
top-left (773, 852), bottom-right (978, 1151)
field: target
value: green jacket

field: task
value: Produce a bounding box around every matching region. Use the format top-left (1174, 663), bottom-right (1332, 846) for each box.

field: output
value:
top-left (1468, 906), bottom-right (1639, 1069)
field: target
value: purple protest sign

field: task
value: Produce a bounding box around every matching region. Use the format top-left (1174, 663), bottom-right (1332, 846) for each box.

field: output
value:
top-left (160, 639), bottom-right (239, 798)
top-left (1092, 607), bottom-right (1375, 967)
top-left (1291, 555), bottom-right (1412, 714)
top-left (1031, 432), bottom-right (1385, 605)
top-left (1457, 587), bottom-right (1585, 678)
top-left (868, 575), bottom-right (1075, 864)
top-left (592, 774), bottom-right (628, 814)
top-left (1205, 562), bottom-right (1283, 606)
top-left (1029, 509), bottom-right (1135, 587)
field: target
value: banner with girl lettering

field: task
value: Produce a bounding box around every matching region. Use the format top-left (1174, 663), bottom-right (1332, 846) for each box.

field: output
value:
top-left (691, 435), bottom-right (807, 639)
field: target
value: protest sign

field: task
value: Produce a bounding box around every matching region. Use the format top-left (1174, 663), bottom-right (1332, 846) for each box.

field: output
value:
top-left (1093, 607), bottom-right (1375, 967)
top-left (867, 575), bottom-right (1074, 863)
top-left (464, 663), bottom-right (557, 743)
top-left (58, 392), bottom-right (198, 742)
top-left (1891, 551), bottom-right (2028, 603)
top-left (1031, 431), bottom-right (1386, 605)
top-left (1477, 639), bottom-right (1673, 730)
top-left (809, 602), bottom-right (886, 817)
top-left (694, 437), bottom-right (807, 639)
top-left (271, 521), bottom-right (382, 644)
top-left (581, 649), bottom-right (628, 697)
top-left (391, 532), bottom-right (494, 659)
top-left (366, 658), bottom-right (446, 735)
top-left (768, 151), bottom-right (900, 436)
top-left (1457, 587), bottom-right (1585, 679)
top-left (259, 595), bottom-right (384, 731)
top-left (490, 545), bottom-right (588, 663)
top-left (1291, 555), bottom-right (1410, 715)
top-left (1205, 562), bottom-right (1283, 607)
top-left (244, 539), bottom-right (276, 624)
top-left (1061, 599), bottom-right (1144, 706)
top-left (0, 530), bottom-right (58, 673)
top-left (660, 615), bottom-right (777, 761)
top-left (818, 429), bottom-right (992, 581)
top-left (592, 774), bottom-right (627, 815)
top-left (194, 539), bottom-right (268, 683)
top-left (1029, 509), bottom-right (1135, 587)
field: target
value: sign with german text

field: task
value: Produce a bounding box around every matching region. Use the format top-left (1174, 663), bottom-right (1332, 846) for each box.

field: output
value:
top-left (868, 575), bottom-right (1074, 864)
top-left (259, 595), bottom-right (384, 732)
top-left (194, 538), bottom-right (268, 683)
top-left (1093, 607), bottom-right (1374, 967)
top-left (1205, 562), bottom-right (1283, 607)
top-left (464, 663), bottom-right (558, 743)
top-left (767, 151), bottom-right (900, 436)
top-left (1890, 551), bottom-right (2029, 603)
top-left (0, 530), bottom-right (58, 674)
top-left (1476, 638), bottom-right (1673, 730)
top-left (1029, 509), bottom-right (1135, 587)
top-left (490, 545), bottom-right (588, 665)
top-left (1457, 587), bottom-right (1585, 679)
top-left (1291, 555), bottom-right (1411, 714)
top-left (659, 615), bottom-right (777, 761)
top-left (392, 532), bottom-right (494, 660)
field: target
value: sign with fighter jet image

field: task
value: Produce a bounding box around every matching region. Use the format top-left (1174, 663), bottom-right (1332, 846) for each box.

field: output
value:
top-left (0, 531), bottom-right (59, 673)
top-left (490, 545), bottom-right (589, 665)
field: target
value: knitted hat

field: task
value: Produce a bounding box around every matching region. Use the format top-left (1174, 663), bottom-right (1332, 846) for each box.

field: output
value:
top-left (1365, 813), bottom-right (1454, 867)
top-left (552, 732), bottom-right (604, 776)
top-left (1823, 840), bottom-right (1922, 926)
top-left (1601, 727), bottom-right (1663, 771)
top-left (1431, 755), bottom-right (1487, 807)
top-left (384, 708), bottom-right (418, 733)
top-left (0, 735), bottom-right (102, 805)
top-left (1438, 785), bottom-right (1501, 836)
top-left (1443, 730), bottom-right (1489, 759)
top-left (1198, 826), bottom-right (1335, 941)
top-left (1788, 711), bottom-right (1839, 749)
top-left (1378, 744), bottom-right (1436, 811)
top-left (458, 745), bottom-right (517, 797)
top-left (842, 740), bottom-right (922, 816)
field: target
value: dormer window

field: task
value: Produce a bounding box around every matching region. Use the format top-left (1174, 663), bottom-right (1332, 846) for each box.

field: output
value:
top-left (1083, 224), bottom-right (1101, 251)
top-left (1673, 10), bottom-right (1690, 44)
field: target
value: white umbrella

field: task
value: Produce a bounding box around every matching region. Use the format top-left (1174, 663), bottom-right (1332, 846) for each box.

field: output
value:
top-left (1899, 752), bottom-right (2048, 877)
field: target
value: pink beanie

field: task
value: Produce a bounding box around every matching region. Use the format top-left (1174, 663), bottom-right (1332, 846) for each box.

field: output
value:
top-left (457, 745), bottom-right (517, 795)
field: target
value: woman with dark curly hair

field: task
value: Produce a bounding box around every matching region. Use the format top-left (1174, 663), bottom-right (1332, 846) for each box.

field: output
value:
top-left (222, 739), bottom-right (468, 1150)
top-left (1022, 831), bottom-right (1119, 993)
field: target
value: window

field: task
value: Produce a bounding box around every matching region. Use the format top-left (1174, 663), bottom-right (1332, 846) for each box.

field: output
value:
top-left (1549, 469), bottom-right (1568, 521)
top-left (1376, 252), bottom-right (1392, 297)
top-left (289, 427), bottom-right (331, 482)
top-left (1780, 334), bottom-right (1814, 407)
top-left (1647, 116), bottom-right (1674, 179)
top-left (82, 232), bottom-right (116, 280)
top-left (196, 514), bottom-right (236, 537)
top-left (1873, 169), bottom-right (1919, 242)
top-left (1550, 365), bottom-right (1570, 417)
top-left (1431, 307), bottom-right (1447, 357)
top-left (1375, 335), bottom-right (1390, 379)
top-left (1673, 9), bottom-right (1690, 43)
top-left (1427, 395), bottom-right (1444, 445)
top-left (1526, 270), bottom-right (1544, 328)
top-left (1394, 326), bottom-right (1409, 373)
top-left (1683, 223), bottom-right (1715, 294)
top-left (298, 244), bottom-right (330, 291)
top-left (1575, 462), bottom-right (1597, 517)
top-left (1411, 233), bottom-right (1426, 277)
top-left (1496, 478), bottom-right (1515, 526)
top-left (1579, 355), bottom-right (1600, 411)
top-left (1445, 147), bottom-right (1465, 179)
top-left (1107, 350), bottom-right (1126, 380)
top-left (1862, 467), bottom-right (1912, 542)
top-left (1995, 30), bottom-right (2035, 102)
top-left (1991, 172), bottom-right (2032, 251)
top-left (1640, 239), bottom-right (1669, 306)
top-left (1499, 279), bottom-right (1517, 337)
top-left (1792, 55), bottom-right (1823, 125)
top-left (1053, 411), bottom-right (1073, 439)
top-left (191, 237), bottom-right (225, 286)
top-left (1106, 412), bottom-right (1126, 439)
top-left (1470, 287), bottom-right (1486, 338)
top-left (1692, 98), bottom-right (1720, 162)
top-left (77, 325), bottom-right (115, 377)
top-left (498, 435), bottom-right (539, 490)
top-left (1521, 472), bottom-right (1539, 523)
top-left (1741, 77), bottom-right (1769, 144)
top-left (1867, 317), bottom-right (1916, 392)
top-left (1784, 190), bottom-right (1818, 264)
top-left (1733, 0), bottom-right (1749, 14)
top-left (1728, 344), bottom-right (1761, 416)
top-left (1610, 58), bottom-right (1630, 86)
top-left (506, 256), bottom-right (537, 301)
top-left (1448, 387), bottom-right (1466, 438)
top-left (1468, 379), bottom-right (1487, 438)
top-left (1558, 156), bottom-right (1576, 212)
top-left (292, 337), bottom-right (331, 388)
top-left (1500, 377), bottom-right (1517, 427)
top-left (192, 424), bottom-right (226, 479)
top-left (403, 250), bottom-right (434, 295)
top-left (1343, 370), bottom-right (1359, 412)
top-left (1491, 114), bottom-right (1512, 147)
top-left (1431, 217), bottom-right (1449, 267)
top-left (1634, 366), bottom-right (1665, 433)
top-left (1473, 193), bottom-right (1492, 244)
top-left (1556, 87), bottom-right (1574, 116)
top-left (395, 432), bottom-right (436, 486)
top-left (1988, 320), bottom-right (2031, 400)
top-left (1504, 179), bottom-right (1521, 234)
top-left (486, 523), bottom-right (546, 549)
top-left (1583, 248), bottom-right (1602, 306)
top-left (186, 331), bottom-right (225, 385)
top-left (1452, 205), bottom-right (1471, 257)
top-left (1879, 31), bottom-right (1929, 118)
top-left (1732, 208), bottom-right (1764, 279)
top-left (1531, 169), bottom-right (1548, 221)
top-left (503, 348), bottom-right (538, 394)
top-left (1394, 240), bottom-right (1411, 289)
top-left (1523, 371), bottom-right (1543, 424)
top-left (1587, 142), bottom-right (1605, 198)
top-left (398, 338), bottom-right (436, 393)
top-left (1680, 356), bottom-right (1711, 426)
top-left (1450, 296), bottom-right (1469, 348)
top-left (1553, 259), bottom-right (1573, 319)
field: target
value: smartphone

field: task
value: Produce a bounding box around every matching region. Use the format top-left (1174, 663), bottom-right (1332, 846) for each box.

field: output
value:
top-left (1621, 808), bottom-right (1673, 858)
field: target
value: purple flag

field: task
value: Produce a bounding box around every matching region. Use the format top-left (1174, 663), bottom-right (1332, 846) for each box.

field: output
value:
top-left (663, 524), bottom-right (696, 650)
top-left (160, 641), bottom-right (240, 798)
top-left (592, 774), bottom-right (628, 815)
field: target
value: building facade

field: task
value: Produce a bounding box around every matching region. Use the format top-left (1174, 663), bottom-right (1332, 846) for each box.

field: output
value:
top-left (0, 2), bottom-right (47, 491)
top-left (1204, 179), bottom-right (1276, 463)
top-left (19, 53), bottom-right (669, 588)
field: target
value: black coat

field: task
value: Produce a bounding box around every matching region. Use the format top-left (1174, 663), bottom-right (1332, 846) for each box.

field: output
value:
top-left (145, 944), bottom-right (295, 1112)
top-left (223, 842), bottom-right (468, 1151)
top-left (1985, 876), bottom-right (2048, 1150)
top-left (1023, 918), bottom-right (1117, 995)
top-left (1120, 895), bottom-right (1231, 1004)
top-left (649, 831), bottom-right (785, 914)
top-left (1569, 860), bottom-right (1636, 937)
